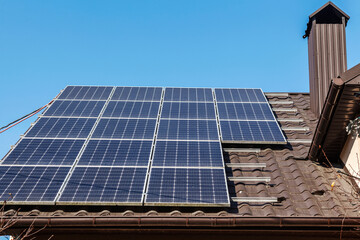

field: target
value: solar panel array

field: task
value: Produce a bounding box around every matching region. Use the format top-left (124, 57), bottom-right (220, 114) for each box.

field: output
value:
top-left (0, 86), bottom-right (285, 206)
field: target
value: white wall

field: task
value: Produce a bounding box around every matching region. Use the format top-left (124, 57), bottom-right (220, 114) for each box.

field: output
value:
top-left (340, 135), bottom-right (360, 187)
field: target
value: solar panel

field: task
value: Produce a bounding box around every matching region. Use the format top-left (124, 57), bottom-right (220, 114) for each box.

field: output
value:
top-left (103, 101), bottom-right (160, 119)
top-left (146, 87), bottom-right (230, 207)
top-left (220, 120), bottom-right (286, 143)
top-left (43, 100), bottom-right (105, 117)
top-left (25, 117), bottom-right (96, 139)
top-left (2, 139), bottom-right (84, 165)
top-left (92, 118), bottom-right (157, 139)
top-left (215, 88), bottom-right (267, 103)
top-left (214, 88), bottom-right (286, 144)
top-left (78, 140), bottom-right (152, 166)
top-left (58, 167), bottom-right (147, 204)
top-left (152, 141), bottom-right (223, 167)
top-left (217, 103), bottom-right (275, 120)
top-left (161, 102), bottom-right (216, 119)
top-left (0, 166), bottom-right (70, 203)
top-left (157, 119), bottom-right (219, 140)
top-left (58, 86), bottom-right (113, 100)
top-left (164, 88), bottom-right (213, 102)
top-left (145, 168), bottom-right (229, 206)
top-left (111, 87), bottom-right (162, 101)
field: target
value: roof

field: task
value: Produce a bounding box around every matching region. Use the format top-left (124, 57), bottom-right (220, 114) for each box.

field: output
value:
top-left (3, 93), bottom-right (360, 218)
top-left (2, 92), bottom-right (360, 240)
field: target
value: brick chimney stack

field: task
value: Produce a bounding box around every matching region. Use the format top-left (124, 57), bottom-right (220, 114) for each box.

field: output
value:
top-left (304, 2), bottom-right (349, 117)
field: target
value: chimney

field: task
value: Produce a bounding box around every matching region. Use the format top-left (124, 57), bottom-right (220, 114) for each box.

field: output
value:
top-left (304, 2), bottom-right (350, 117)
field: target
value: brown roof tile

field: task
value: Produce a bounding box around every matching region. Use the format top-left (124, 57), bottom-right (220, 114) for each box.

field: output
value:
top-left (222, 93), bottom-right (360, 217)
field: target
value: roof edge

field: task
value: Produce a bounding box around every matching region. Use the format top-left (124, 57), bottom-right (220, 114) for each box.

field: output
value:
top-left (341, 63), bottom-right (360, 83)
top-left (309, 62), bottom-right (360, 161)
top-left (308, 77), bottom-right (344, 160)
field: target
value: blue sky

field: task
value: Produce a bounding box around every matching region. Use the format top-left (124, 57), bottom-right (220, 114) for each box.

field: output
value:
top-left (0, 0), bottom-right (360, 158)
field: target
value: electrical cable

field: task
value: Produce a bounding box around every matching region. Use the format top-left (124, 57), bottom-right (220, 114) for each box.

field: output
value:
top-left (0, 107), bottom-right (43, 131)
top-left (0, 100), bottom-right (54, 134)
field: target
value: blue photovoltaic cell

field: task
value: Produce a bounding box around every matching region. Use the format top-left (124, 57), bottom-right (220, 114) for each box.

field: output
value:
top-left (44, 100), bottom-right (105, 117)
top-left (59, 167), bottom-right (147, 203)
top-left (157, 119), bottom-right (219, 140)
top-left (0, 166), bottom-right (70, 202)
top-left (152, 141), bottom-right (223, 167)
top-left (58, 86), bottom-right (113, 100)
top-left (161, 102), bottom-right (216, 119)
top-left (145, 168), bottom-right (229, 205)
top-left (220, 120), bottom-right (286, 143)
top-left (25, 117), bottom-right (96, 139)
top-left (78, 140), bottom-right (152, 166)
top-left (217, 103), bottom-right (274, 120)
top-left (215, 88), bottom-right (267, 103)
top-left (92, 119), bottom-right (156, 139)
top-left (2, 139), bottom-right (84, 165)
top-left (164, 88), bottom-right (213, 102)
top-left (111, 87), bottom-right (162, 101)
top-left (103, 101), bottom-right (159, 118)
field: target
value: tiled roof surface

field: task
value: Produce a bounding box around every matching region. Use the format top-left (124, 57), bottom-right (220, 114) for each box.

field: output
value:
top-left (226, 93), bottom-right (360, 217)
top-left (3, 93), bottom-right (360, 218)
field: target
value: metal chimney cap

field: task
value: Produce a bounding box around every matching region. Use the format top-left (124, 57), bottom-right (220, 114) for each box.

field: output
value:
top-left (303, 1), bottom-right (350, 38)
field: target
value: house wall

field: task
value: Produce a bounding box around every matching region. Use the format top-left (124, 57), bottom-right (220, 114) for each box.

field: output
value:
top-left (340, 135), bottom-right (360, 187)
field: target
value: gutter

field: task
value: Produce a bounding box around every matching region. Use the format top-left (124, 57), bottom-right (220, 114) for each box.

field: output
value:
top-left (308, 77), bottom-right (345, 161)
top-left (8, 216), bottom-right (360, 228)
